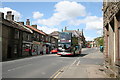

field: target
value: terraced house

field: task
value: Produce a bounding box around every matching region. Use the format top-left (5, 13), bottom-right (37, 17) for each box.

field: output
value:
top-left (103, 1), bottom-right (120, 78)
top-left (1, 11), bottom-right (33, 61)
top-left (1, 11), bottom-right (58, 61)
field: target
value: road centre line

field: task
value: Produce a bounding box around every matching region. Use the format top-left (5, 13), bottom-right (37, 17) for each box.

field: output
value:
top-left (71, 60), bottom-right (77, 66)
top-left (76, 60), bottom-right (80, 66)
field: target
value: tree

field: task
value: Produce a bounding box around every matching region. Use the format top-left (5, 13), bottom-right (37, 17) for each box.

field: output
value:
top-left (94, 36), bottom-right (104, 47)
top-left (98, 37), bottom-right (104, 46)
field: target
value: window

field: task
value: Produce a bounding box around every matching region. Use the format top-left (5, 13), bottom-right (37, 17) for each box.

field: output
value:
top-left (27, 34), bottom-right (30, 41)
top-left (14, 29), bottom-right (19, 39)
top-left (33, 33), bottom-right (36, 38)
top-left (37, 34), bottom-right (39, 39)
top-left (14, 45), bottom-right (18, 54)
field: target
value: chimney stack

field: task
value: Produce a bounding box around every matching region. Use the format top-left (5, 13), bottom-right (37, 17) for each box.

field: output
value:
top-left (32, 25), bottom-right (37, 29)
top-left (0, 12), bottom-right (4, 19)
top-left (65, 26), bottom-right (67, 31)
top-left (26, 19), bottom-right (30, 25)
top-left (17, 22), bottom-right (24, 25)
top-left (6, 11), bottom-right (14, 20)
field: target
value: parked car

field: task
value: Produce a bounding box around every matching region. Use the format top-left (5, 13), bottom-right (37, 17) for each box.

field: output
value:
top-left (50, 49), bottom-right (58, 54)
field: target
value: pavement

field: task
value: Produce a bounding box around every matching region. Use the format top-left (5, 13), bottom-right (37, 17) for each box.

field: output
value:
top-left (54, 48), bottom-right (109, 78)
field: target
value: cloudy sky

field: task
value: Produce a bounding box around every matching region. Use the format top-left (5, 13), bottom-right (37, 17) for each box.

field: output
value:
top-left (0, 1), bottom-right (103, 41)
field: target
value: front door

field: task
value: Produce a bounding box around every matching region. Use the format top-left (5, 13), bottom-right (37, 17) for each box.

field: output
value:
top-left (7, 45), bottom-right (12, 58)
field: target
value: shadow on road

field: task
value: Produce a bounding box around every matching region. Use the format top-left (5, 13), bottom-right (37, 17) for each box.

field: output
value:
top-left (58, 53), bottom-right (88, 57)
top-left (79, 54), bottom-right (88, 57)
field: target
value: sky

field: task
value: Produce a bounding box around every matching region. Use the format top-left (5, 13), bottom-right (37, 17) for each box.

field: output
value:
top-left (0, 1), bottom-right (103, 41)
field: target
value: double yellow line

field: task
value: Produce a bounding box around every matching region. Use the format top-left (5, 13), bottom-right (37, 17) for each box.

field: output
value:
top-left (49, 66), bottom-right (65, 80)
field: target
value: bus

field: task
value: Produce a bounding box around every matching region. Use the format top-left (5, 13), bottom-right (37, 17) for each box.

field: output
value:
top-left (57, 32), bottom-right (82, 56)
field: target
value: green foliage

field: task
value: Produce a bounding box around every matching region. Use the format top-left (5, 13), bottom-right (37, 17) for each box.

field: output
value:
top-left (72, 37), bottom-right (78, 46)
top-left (94, 36), bottom-right (104, 46)
top-left (98, 38), bottom-right (104, 46)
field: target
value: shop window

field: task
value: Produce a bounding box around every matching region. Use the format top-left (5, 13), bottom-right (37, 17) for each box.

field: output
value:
top-left (23, 44), bottom-right (31, 52)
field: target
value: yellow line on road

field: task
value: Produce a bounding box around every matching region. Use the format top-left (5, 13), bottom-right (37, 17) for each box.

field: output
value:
top-left (50, 68), bottom-right (61, 78)
top-left (54, 66), bottom-right (65, 78)
top-left (49, 66), bottom-right (65, 78)
top-left (49, 66), bottom-right (65, 80)
top-left (53, 71), bottom-right (61, 79)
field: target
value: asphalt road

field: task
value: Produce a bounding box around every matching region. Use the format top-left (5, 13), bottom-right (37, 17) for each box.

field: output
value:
top-left (2, 48), bottom-right (100, 78)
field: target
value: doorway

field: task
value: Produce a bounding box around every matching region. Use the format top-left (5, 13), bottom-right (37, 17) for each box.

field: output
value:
top-left (7, 45), bottom-right (12, 58)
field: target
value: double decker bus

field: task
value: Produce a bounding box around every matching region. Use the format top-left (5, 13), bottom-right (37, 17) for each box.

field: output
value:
top-left (57, 32), bottom-right (81, 56)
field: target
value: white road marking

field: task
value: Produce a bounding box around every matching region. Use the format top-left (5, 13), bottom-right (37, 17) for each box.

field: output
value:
top-left (76, 61), bottom-right (80, 66)
top-left (70, 60), bottom-right (77, 66)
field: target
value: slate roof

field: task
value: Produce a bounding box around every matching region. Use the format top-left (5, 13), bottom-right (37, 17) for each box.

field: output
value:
top-left (26, 25), bottom-right (46, 35)
top-left (50, 31), bottom-right (60, 36)
top-left (64, 30), bottom-right (82, 37)
top-left (1, 18), bottom-right (33, 33)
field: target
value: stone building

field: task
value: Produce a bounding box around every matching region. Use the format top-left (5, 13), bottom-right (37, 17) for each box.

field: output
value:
top-left (25, 20), bottom-right (46, 55)
top-left (63, 27), bottom-right (86, 48)
top-left (49, 31), bottom-right (59, 49)
top-left (103, 1), bottom-right (120, 78)
top-left (25, 20), bottom-right (58, 55)
top-left (50, 31), bottom-right (60, 39)
top-left (1, 11), bottom-right (33, 61)
top-left (17, 22), bottom-right (33, 57)
top-left (50, 36), bottom-right (58, 49)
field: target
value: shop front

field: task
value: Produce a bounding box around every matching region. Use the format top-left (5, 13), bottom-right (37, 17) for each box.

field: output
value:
top-left (45, 43), bottom-right (52, 54)
top-left (22, 41), bottom-right (32, 57)
top-left (32, 41), bottom-right (43, 55)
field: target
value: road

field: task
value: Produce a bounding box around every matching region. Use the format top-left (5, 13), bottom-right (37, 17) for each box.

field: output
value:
top-left (2, 48), bottom-right (101, 78)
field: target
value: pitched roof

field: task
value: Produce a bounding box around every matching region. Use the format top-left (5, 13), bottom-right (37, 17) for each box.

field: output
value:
top-left (12, 21), bottom-right (33, 33)
top-left (2, 19), bottom-right (32, 33)
top-left (26, 25), bottom-right (46, 35)
top-left (50, 31), bottom-right (60, 36)
top-left (64, 30), bottom-right (81, 37)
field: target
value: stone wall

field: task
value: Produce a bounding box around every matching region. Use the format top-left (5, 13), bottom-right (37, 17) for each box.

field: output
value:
top-left (103, 1), bottom-right (120, 78)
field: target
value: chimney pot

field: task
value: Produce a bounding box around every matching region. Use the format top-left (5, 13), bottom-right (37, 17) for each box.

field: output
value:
top-left (6, 11), bottom-right (14, 20)
top-left (7, 11), bottom-right (12, 15)
top-left (0, 12), bottom-right (4, 19)
top-left (26, 19), bottom-right (30, 25)
top-left (12, 15), bottom-right (14, 21)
